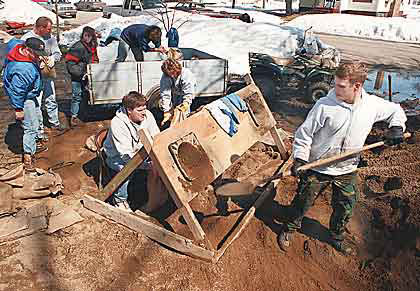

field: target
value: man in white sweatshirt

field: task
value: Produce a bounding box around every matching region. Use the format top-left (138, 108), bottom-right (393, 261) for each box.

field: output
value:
top-left (103, 91), bottom-right (164, 212)
top-left (277, 62), bottom-right (407, 254)
top-left (21, 17), bottom-right (64, 137)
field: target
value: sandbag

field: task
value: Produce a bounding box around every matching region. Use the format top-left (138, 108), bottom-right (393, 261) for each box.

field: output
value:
top-left (0, 182), bottom-right (14, 216)
top-left (13, 168), bottom-right (64, 200)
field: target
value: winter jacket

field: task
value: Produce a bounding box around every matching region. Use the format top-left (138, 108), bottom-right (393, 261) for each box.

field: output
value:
top-left (159, 68), bottom-right (196, 113)
top-left (1, 38), bottom-right (24, 69)
top-left (65, 40), bottom-right (98, 82)
top-left (2, 44), bottom-right (42, 110)
top-left (103, 106), bottom-right (160, 171)
top-left (21, 31), bottom-right (62, 62)
top-left (293, 89), bottom-right (407, 176)
top-left (120, 24), bottom-right (161, 52)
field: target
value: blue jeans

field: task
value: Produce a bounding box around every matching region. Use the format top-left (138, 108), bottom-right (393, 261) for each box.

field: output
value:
top-left (108, 164), bottom-right (130, 202)
top-left (116, 39), bottom-right (144, 62)
top-left (40, 78), bottom-right (60, 127)
top-left (70, 81), bottom-right (83, 118)
top-left (23, 99), bottom-right (40, 155)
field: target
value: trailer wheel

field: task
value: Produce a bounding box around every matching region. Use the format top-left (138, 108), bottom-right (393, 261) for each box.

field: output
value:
top-left (145, 86), bottom-right (160, 110)
top-left (306, 81), bottom-right (331, 103)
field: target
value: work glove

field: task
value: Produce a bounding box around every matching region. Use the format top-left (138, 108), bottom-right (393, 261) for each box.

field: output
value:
top-left (15, 110), bottom-right (24, 121)
top-left (384, 126), bottom-right (404, 146)
top-left (46, 56), bottom-right (55, 68)
top-left (291, 158), bottom-right (308, 177)
top-left (176, 101), bottom-right (190, 113)
top-left (161, 110), bottom-right (173, 126)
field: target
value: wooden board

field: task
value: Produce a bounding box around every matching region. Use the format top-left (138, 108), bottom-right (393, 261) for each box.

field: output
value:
top-left (149, 83), bottom-right (276, 206)
top-left (82, 195), bottom-right (215, 262)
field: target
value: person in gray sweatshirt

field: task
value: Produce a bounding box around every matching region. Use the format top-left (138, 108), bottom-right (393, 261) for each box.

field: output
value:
top-left (159, 56), bottom-right (196, 126)
top-left (103, 91), bottom-right (166, 212)
top-left (21, 16), bottom-right (64, 137)
top-left (277, 61), bottom-right (407, 254)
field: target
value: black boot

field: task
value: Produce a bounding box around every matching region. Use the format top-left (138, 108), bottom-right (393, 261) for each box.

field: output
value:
top-left (330, 239), bottom-right (353, 255)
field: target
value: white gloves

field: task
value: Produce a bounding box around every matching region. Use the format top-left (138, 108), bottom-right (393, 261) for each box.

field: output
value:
top-left (46, 56), bottom-right (55, 68)
top-left (40, 56), bottom-right (55, 69)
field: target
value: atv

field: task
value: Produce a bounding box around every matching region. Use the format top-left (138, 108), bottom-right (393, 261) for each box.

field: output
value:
top-left (249, 28), bottom-right (340, 104)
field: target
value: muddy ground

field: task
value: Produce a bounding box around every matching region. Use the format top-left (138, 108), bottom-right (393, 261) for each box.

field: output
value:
top-left (1, 60), bottom-right (420, 291)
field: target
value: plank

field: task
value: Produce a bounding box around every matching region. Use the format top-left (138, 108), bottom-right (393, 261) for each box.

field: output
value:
top-left (214, 155), bottom-right (292, 261)
top-left (82, 195), bottom-right (214, 262)
top-left (150, 83), bottom-right (276, 206)
top-left (270, 127), bottom-right (289, 160)
top-left (97, 147), bottom-right (148, 201)
top-left (139, 129), bottom-right (208, 244)
top-left (214, 183), bottom-right (275, 261)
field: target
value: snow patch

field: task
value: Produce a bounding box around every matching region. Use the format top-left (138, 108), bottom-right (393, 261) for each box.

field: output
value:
top-left (0, 0), bottom-right (58, 25)
top-left (287, 14), bottom-right (420, 43)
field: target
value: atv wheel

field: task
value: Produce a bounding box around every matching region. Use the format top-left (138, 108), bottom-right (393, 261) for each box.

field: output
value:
top-left (306, 81), bottom-right (331, 103)
top-left (253, 74), bottom-right (277, 101)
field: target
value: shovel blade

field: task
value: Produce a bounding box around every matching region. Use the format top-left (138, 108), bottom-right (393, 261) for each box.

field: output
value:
top-left (215, 182), bottom-right (256, 196)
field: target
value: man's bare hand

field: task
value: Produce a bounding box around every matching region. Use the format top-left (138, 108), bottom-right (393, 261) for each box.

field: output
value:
top-left (15, 111), bottom-right (24, 121)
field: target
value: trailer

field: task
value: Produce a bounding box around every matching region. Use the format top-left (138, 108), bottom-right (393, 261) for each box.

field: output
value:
top-left (86, 48), bottom-right (233, 107)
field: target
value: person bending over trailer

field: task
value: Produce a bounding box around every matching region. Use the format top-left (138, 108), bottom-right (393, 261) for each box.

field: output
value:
top-left (103, 91), bottom-right (167, 212)
top-left (277, 61), bottom-right (407, 255)
top-left (116, 24), bottom-right (166, 62)
top-left (159, 53), bottom-right (196, 127)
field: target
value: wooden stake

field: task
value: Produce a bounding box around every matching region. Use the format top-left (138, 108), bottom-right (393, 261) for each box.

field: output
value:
top-left (138, 129), bottom-right (213, 249)
top-left (55, 1), bottom-right (60, 42)
top-left (388, 74), bottom-right (392, 102)
top-left (97, 147), bottom-right (148, 201)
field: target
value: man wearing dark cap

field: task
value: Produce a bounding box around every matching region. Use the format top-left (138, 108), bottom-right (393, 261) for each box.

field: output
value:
top-left (3, 37), bottom-right (48, 171)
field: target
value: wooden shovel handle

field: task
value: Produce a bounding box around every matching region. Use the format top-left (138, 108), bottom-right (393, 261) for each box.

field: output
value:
top-left (270, 132), bottom-right (411, 180)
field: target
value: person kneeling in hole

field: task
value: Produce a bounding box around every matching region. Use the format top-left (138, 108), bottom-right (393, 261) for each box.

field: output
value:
top-left (103, 91), bottom-right (167, 212)
top-left (158, 49), bottom-right (197, 127)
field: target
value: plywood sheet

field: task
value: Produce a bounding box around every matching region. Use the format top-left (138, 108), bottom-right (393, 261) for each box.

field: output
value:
top-left (150, 84), bottom-right (276, 205)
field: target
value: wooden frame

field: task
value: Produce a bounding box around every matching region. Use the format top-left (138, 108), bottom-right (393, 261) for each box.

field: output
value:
top-left (88, 75), bottom-right (289, 261)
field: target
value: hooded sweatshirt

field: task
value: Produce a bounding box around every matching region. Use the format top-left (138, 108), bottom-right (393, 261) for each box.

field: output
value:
top-left (103, 106), bottom-right (160, 171)
top-left (3, 44), bottom-right (42, 110)
top-left (159, 67), bottom-right (196, 112)
top-left (293, 88), bottom-right (407, 176)
top-left (21, 31), bottom-right (62, 62)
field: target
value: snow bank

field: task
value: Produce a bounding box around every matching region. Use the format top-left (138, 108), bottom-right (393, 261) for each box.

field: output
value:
top-left (287, 14), bottom-right (420, 43)
top-left (0, 0), bottom-right (58, 25)
top-left (61, 10), bottom-right (302, 75)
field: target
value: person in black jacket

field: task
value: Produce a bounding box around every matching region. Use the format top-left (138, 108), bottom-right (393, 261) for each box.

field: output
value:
top-left (116, 24), bottom-right (166, 62)
top-left (65, 26), bottom-right (99, 127)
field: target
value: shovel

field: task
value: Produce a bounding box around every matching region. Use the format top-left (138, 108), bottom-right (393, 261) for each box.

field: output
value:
top-left (215, 132), bottom-right (412, 196)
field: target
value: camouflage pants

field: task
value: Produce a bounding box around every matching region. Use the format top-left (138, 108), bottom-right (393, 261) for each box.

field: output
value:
top-left (286, 170), bottom-right (359, 240)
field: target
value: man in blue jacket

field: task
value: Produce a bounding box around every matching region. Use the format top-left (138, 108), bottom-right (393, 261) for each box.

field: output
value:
top-left (3, 37), bottom-right (48, 171)
top-left (116, 24), bottom-right (166, 62)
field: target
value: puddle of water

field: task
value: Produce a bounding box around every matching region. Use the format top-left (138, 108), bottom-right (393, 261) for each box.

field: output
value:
top-left (364, 70), bottom-right (420, 103)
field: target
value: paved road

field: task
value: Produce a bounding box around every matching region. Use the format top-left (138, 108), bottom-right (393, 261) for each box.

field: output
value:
top-left (317, 33), bottom-right (420, 71)
top-left (62, 11), bottom-right (103, 26)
